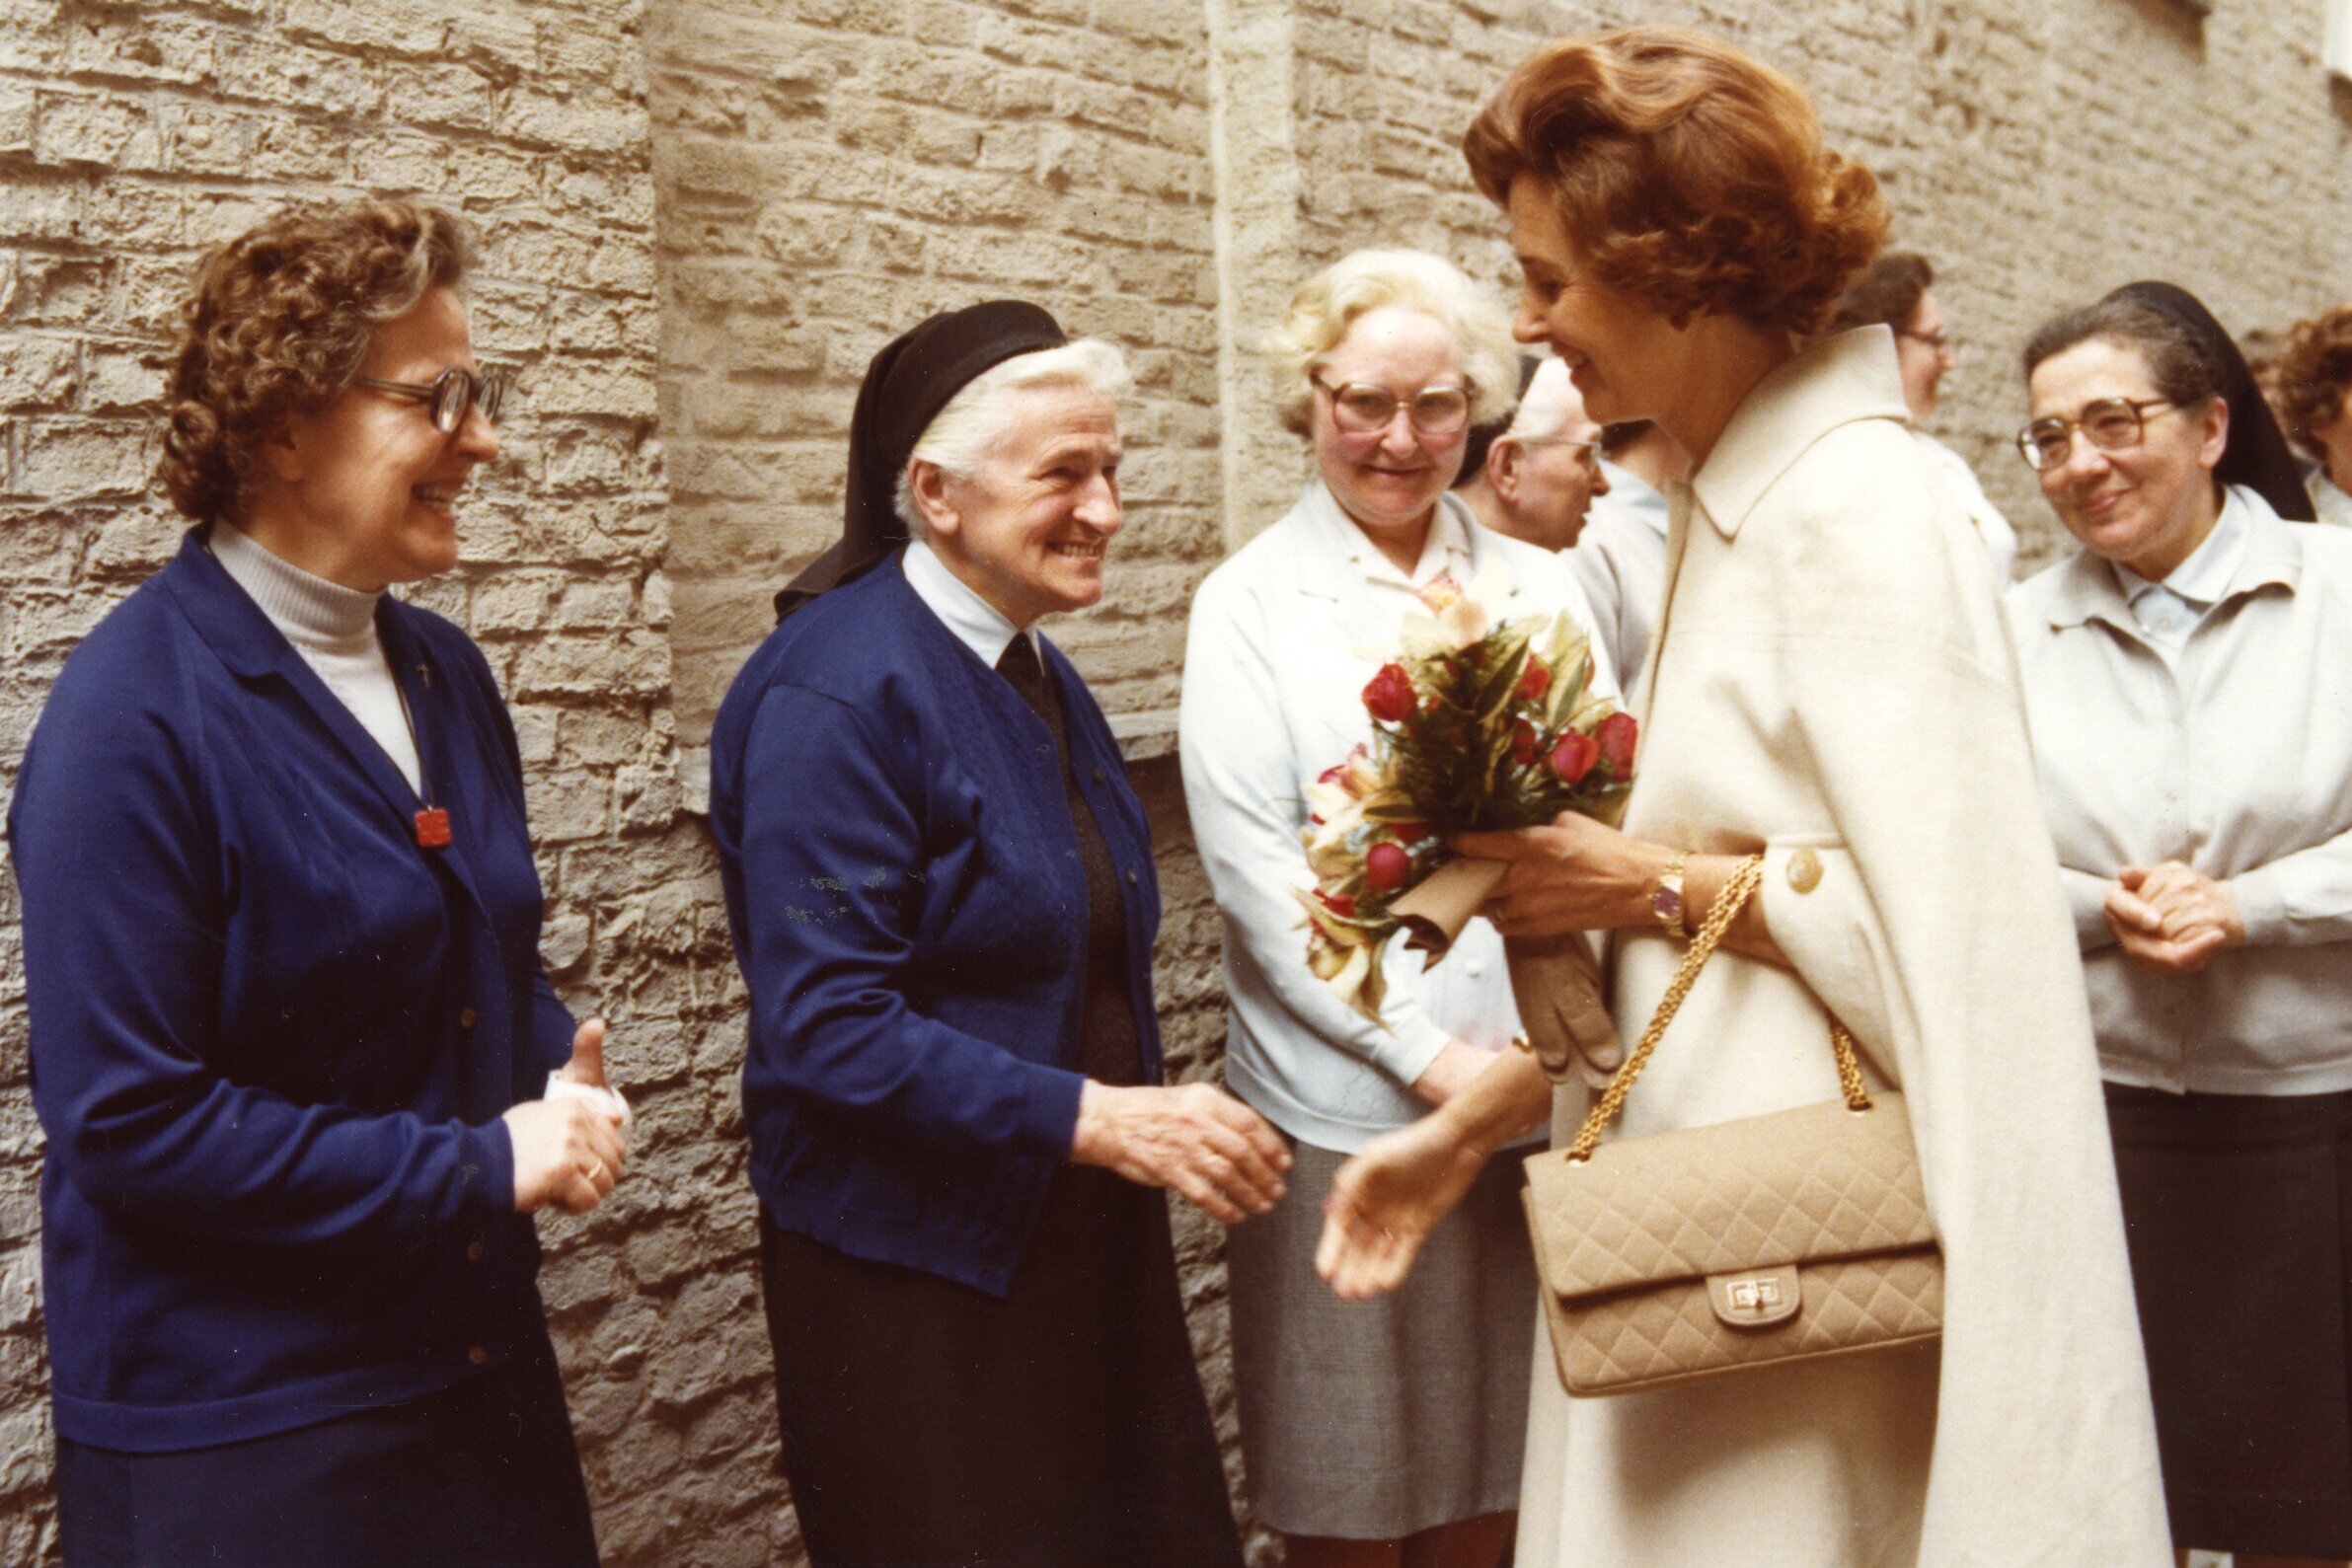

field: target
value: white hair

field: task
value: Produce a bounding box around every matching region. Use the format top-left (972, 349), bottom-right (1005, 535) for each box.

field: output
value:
top-left (893, 338), bottom-right (1131, 535)
top-left (1268, 249), bottom-right (1521, 435)
top-left (1503, 357), bottom-right (1581, 442)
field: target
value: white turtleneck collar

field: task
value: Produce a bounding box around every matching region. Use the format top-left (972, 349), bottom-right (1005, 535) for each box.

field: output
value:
top-left (208, 522), bottom-right (422, 795)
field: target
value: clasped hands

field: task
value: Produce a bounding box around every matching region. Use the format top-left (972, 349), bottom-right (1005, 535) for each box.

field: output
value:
top-left (2102, 860), bottom-right (2242, 973)
top-left (502, 1018), bottom-right (631, 1215)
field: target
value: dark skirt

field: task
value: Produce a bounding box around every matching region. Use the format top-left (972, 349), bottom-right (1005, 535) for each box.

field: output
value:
top-left (2106, 1081), bottom-right (2352, 1556)
top-left (55, 1325), bottom-right (598, 1567)
top-left (760, 1168), bottom-right (1244, 1568)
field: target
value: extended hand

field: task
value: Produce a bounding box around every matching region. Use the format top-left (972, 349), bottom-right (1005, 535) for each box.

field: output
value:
top-left (1315, 1114), bottom-right (1493, 1300)
top-left (504, 1019), bottom-right (629, 1214)
top-left (1071, 1081), bottom-right (1292, 1224)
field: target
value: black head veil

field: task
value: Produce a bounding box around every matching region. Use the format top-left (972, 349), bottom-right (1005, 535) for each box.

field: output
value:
top-left (2103, 281), bottom-right (2316, 522)
top-left (774, 300), bottom-right (1069, 621)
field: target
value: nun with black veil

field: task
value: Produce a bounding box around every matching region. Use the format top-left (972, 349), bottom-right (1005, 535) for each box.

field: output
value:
top-left (709, 301), bottom-right (1276, 1566)
top-left (2008, 280), bottom-right (2352, 1566)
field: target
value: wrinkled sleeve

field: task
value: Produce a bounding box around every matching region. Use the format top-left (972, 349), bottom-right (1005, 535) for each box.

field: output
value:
top-left (2060, 866), bottom-right (2121, 950)
top-left (1178, 573), bottom-right (1452, 1088)
top-left (2229, 829), bottom-right (2352, 946)
top-left (732, 682), bottom-right (1085, 1158)
top-left (11, 682), bottom-right (515, 1247)
top-left (444, 629), bottom-right (577, 1075)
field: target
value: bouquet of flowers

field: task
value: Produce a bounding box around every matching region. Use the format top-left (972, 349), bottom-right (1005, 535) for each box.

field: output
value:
top-left (1297, 570), bottom-right (1635, 1077)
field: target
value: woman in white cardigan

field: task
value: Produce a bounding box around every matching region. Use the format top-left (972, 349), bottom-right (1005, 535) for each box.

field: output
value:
top-left (1315, 30), bottom-right (2170, 1566)
top-left (1180, 249), bottom-right (1613, 1568)
top-left (2010, 285), bottom-right (2352, 1568)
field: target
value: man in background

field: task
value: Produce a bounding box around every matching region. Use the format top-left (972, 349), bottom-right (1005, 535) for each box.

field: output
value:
top-left (1455, 356), bottom-right (1609, 552)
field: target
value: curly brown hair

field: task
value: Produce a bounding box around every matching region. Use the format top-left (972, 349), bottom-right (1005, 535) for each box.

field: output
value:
top-left (2277, 305), bottom-right (2352, 459)
top-left (1463, 28), bottom-right (1888, 336)
top-left (158, 197), bottom-right (473, 524)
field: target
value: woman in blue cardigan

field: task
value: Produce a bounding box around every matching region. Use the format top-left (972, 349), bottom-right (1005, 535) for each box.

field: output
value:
top-left (8, 198), bottom-right (626, 1565)
top-left (712, 301), bottom-right (1286, 1566)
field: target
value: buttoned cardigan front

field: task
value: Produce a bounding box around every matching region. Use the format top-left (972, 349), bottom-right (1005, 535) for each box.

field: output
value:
top-left (9, 530), bottom-right (574, 1453)
top-left (710, 554), bottom-right (1162, 1298)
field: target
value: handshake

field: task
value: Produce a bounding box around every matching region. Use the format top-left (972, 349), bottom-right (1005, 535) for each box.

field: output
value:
top-left (2101, 860), bottom-right (2243, 973)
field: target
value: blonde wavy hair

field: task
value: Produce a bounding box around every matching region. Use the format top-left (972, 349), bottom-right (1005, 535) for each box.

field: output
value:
top-left (158, 197), bottom-right (473, 524)
top-left (1269, 250), bottom-right (1521, 436)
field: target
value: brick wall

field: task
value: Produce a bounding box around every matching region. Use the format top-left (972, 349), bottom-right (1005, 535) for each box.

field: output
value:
top-left (2, 2), bottom-right (2348, 1565)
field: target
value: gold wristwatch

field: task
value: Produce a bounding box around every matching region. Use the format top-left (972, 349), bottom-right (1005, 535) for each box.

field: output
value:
top-left (1651, 850), bottom-right (1691, 937)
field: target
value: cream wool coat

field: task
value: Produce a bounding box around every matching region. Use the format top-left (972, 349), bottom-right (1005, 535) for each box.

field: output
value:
top-left (1515, 329), bottom-right (2169, 1567)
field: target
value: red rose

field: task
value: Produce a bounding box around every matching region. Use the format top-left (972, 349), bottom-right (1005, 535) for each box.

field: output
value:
top-left (1362, 663), bottom-right (1416, 723)
top-left (1511, 718), bottom-right (1538, 766)
top-left (1391, 820), bottom-right (1431, 844)
top-left (1317, 888), bottom-right (1357, 918)
top-left (1547, 730), bottom-right (1599, 785)
top-left (1364, 841), bottom-right (1410, 892)
top-left (1596, 710), bottom-right (1638, 778)
top-left (1517, 659), bottom-right (1551, 702)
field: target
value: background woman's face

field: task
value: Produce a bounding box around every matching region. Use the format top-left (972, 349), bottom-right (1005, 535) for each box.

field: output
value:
top-left (2028, 336), bottom-right (2227, 579)
top-left (270, 285), bottom-right (500, 592)
top-left (1895, 289), bottom-right (1953, 422)
top-left (1310, 304), bottom-right (1468, 541)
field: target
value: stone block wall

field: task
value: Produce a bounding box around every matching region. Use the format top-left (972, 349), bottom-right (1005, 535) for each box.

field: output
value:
top-left (649, 0), bottom-right (1227, 744)
top-left (1, 1), bottom-right (2348, 1564)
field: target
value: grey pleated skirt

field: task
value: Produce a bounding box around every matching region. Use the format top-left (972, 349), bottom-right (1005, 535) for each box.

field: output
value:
top-left (1226, 1134), bottom-right (1538, 1539)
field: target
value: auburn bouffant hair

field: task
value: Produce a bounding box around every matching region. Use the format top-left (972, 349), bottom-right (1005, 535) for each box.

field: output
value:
top-left (1463, 29), bottom-right (1888, 336)
top-left (2276, 305), bottom-right (2352, 460)
top-left (158, 197), bottom-right (472, 524)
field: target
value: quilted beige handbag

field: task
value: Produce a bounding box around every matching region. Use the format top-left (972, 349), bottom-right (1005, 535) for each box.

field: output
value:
top-left (1521, 856), bottom-right (1943, 1396)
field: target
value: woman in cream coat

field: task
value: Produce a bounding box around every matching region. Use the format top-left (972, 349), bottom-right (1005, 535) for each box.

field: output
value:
top-left (1315, 30), bottom-right (2169, 1566)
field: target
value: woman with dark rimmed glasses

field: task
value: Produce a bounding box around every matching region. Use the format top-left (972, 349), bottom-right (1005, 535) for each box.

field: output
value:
top-left (2008, 282), bottom-right (2352, 1568)
top-left (8, 196), bottom-right (621, 1565)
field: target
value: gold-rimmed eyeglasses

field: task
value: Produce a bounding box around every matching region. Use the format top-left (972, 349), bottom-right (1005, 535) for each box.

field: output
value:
top-left (2015, 397), bottom-right (2175, 472)
top-left (1313, 377), bottom-right (1474, 437)
top-left (355, 366), bottom-right (510, 433)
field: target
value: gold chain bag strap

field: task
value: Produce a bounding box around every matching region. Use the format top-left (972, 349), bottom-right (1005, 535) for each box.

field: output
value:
top-left (1520, 856), bottom-right (1943, 1396)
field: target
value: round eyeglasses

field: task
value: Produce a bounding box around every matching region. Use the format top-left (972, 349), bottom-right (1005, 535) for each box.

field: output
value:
top-left (355, 366), bottom-right (509, 433)
top-left (2015, 397), bottom-right (2174, 471)
top-left (1313, 377), bottom-right (1473, 437)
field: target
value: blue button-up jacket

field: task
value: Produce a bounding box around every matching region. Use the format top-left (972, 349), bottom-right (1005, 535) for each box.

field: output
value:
top-left (710, 555), bottom-right (1164, 1297)
top-left (8, 531), bottom-right (573, 1452)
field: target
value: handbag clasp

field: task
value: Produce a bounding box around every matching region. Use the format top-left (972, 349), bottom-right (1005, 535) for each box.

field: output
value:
top-left (1707, 1264), bottom-right (1801, 1327)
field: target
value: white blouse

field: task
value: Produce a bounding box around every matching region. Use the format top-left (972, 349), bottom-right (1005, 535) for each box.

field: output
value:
top-left (1178, 483), bottom-right (1616, 1151)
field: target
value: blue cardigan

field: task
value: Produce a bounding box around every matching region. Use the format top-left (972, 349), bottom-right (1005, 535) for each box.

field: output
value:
top-left (710, 555), bottom-right (1165, 1297)
top-left (7, 531), bottom-right (574, 1453)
